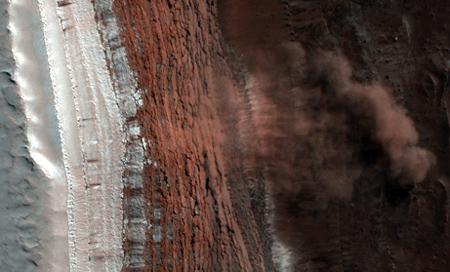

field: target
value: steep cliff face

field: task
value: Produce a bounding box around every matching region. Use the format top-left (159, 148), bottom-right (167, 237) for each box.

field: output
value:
top-left (112, 1), bottom-right (274, 271)
top-left (110, 0), bottom-right (449, 271)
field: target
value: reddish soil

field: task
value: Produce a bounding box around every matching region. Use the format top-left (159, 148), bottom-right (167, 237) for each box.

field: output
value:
top-left (112, 0), bottom-right (450, 271)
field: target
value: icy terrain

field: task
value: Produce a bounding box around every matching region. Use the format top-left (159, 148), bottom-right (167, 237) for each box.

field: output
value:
top-left (7, 0), bottom-right (68, 270)
top-left (3, 0), bottom-right (141, 270)
top-left (38, 0), bottom-right (126, 270)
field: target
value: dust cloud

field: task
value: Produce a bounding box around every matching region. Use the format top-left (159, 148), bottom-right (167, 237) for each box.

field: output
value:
top-left (247, 43), bottom-right (434, 200)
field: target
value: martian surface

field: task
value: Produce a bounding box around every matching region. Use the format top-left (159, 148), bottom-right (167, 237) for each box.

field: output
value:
top-left (0, 0), bottom-right (449, 271)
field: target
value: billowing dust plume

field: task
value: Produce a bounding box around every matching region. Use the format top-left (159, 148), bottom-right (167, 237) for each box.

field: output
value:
top-left (247, 43), bottom-right (434, 200)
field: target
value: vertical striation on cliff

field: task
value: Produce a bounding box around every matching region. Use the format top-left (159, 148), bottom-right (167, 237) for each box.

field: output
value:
top-left (92, 0), bottom-right (147, 269)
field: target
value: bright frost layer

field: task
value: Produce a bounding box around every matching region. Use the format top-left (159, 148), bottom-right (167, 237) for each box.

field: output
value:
top-left (9, 0), bottom-right (69, 271)
top-left (38, 0), bottom-right (126, 271)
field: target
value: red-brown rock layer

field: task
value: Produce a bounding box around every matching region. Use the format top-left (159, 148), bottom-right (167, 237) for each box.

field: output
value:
top-left (113, 1), bottom-right (274, 271)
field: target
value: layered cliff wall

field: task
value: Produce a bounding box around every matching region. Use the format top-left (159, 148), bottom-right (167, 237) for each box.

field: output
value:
top-left (112, 1), bottom-right (275, 271)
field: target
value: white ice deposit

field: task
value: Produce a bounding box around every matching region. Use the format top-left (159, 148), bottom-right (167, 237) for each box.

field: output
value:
top-left (42, 0), bottom-right (124, 270)
top-left (11, 0), bottom-right (146, 270)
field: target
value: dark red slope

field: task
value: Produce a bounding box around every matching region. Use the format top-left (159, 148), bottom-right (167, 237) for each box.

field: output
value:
top-left (112, 1), bottom-right (274, 271)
